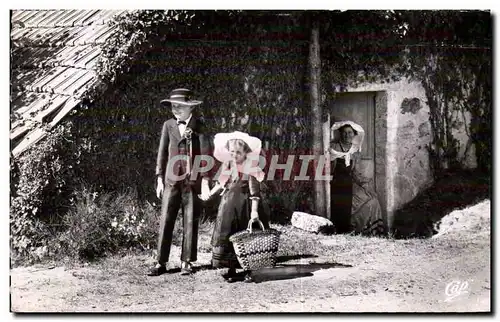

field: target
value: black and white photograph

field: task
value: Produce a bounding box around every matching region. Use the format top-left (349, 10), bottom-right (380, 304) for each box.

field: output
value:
top-left (8, 6), bottom-right (493, 313)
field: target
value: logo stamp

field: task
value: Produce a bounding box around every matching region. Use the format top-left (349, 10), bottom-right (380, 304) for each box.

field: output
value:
top-left (444, 280), bottom-right (470, 302)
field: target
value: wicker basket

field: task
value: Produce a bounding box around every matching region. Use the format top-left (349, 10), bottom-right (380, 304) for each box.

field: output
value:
top-left (229, 218), bottom-right (281, 271)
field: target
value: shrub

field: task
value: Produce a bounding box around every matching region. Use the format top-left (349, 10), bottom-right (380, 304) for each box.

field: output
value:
top-left (10, 124), bottom-right (78, 261)
top-left (57, 185), bottom-right (220, 261)
top-left (58, 187), bottom-right (161, 261)
top-left (265, 180), bottom-right (315, 224)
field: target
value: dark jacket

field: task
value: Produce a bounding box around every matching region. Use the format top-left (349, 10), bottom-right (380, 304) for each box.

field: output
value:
top-left (155, 115), bottom-right (212, 192)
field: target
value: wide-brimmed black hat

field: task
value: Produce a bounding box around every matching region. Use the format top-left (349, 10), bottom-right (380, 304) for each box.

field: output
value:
top-left (160, 88), bottom-right (202, 106)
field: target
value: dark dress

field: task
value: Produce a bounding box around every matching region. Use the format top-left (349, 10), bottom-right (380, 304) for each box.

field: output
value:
top-left (330, 157), bottom-right (354, 234)
top-left (330, 143), bottom-right (385, 236)
top-left (211, 171), bottom-right (270, 269)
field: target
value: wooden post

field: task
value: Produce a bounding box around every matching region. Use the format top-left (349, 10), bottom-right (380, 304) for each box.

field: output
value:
top-left (310, 20), bottom-right (326, 217)
top-left (322, 114), bottom-right (331, 220)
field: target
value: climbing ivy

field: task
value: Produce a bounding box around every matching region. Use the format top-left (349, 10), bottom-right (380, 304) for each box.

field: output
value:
top-left (55, 9), bottom-right (495, 207)
top-left (317, 10), bottom-right (491, 174)
top-left (10, 123), bottom-right (84, 259)
top-left (81, 10), bottom-right (315, 218)
top-left (398, 10), bottom-right (492, 174)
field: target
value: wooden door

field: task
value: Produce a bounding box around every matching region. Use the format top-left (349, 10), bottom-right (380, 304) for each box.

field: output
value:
top-left (323, 92), bottom-right (376, 220)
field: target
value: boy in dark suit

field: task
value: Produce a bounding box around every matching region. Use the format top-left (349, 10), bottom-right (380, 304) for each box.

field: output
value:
top-left (148, 88), bottom-right (212, 276)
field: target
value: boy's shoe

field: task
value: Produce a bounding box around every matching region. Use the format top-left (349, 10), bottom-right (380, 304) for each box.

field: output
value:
top-left (180, 261), bottom-right (193, 275)
top-left (147, 263), bottom-right (167, 276)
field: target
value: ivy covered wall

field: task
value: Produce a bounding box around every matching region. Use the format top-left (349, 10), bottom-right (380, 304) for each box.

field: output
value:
top-left (40, 10), bottom-right (493, 214)
top-left (69, 14), bottom-right (316, 221)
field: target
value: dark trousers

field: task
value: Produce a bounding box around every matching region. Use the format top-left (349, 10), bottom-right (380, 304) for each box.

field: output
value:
top-left (157, 183), bottom-right (201, 264)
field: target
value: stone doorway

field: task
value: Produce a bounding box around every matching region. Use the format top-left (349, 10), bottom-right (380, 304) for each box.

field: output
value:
top-left (323, 91), bottom-right (389, 229)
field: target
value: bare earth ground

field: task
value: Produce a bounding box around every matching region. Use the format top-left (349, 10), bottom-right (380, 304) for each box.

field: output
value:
top-left (10, 200), bottom-right (491, 313)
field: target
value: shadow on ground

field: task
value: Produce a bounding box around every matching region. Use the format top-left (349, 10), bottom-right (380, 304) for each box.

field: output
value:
top-left (175, 254), bottom-right (343, 284)
top-left (250, 262), bottom-right (353, 283)
top-left (165, 264), bottom-right (214, 274)
top-left (391, 170), bottom-right (490, 239)
top-left (182, 254), bottom-right (320, 274)
top-left (276, 254), bottom-right (318, 263)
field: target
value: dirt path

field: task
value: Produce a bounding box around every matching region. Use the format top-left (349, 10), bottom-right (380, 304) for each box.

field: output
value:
top-left (10, 205), bottom-right (491, 312)
top-left (10, 236), bottom-right (490, 312)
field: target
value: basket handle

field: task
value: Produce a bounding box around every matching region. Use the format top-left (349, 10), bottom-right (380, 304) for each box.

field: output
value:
top-left (247, 218), bottom-right (265, 233)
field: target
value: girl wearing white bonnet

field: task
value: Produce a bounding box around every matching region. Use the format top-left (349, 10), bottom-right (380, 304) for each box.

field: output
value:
top-left (203, 131), bottom-right (270, 283)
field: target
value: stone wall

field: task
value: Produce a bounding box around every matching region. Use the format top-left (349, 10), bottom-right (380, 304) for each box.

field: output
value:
top-left (338, 77), bottom-right (476, 229)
